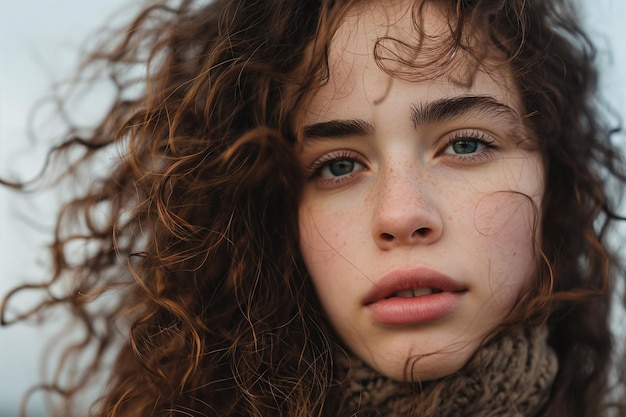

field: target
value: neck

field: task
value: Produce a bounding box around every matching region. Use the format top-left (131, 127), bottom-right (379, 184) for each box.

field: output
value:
top-left (336, 325), bottom-right (558, 416)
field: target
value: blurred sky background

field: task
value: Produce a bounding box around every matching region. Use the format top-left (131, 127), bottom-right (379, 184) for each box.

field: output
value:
top-left (1, 1), bottom-right (625, 416)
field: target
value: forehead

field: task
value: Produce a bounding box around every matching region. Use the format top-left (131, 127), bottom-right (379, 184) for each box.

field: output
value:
top-left (335, 0), bottom-right (448, 51)
top-left (330, 1), bottom-right (456, 73)
top-left (306, 0), bottom-right (520, 122)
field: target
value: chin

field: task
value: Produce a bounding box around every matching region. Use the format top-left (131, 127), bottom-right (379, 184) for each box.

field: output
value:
top-left (367, 341), bottom-right (480, 383)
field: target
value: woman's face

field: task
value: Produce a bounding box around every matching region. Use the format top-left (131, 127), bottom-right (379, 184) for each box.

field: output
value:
top-left (297, 1), bottom-right (545, 382)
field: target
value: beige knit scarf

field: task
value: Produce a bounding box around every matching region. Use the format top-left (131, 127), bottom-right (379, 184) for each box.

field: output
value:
top-left (336, 326), bottom-right (558, 417)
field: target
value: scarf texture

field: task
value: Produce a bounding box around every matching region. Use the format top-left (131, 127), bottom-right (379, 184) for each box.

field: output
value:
top-left (336, 326), bottom-right (558, 417)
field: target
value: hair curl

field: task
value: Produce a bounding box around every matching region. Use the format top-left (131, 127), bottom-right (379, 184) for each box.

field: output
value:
top-left (2, 0), bottom-right (625, 416)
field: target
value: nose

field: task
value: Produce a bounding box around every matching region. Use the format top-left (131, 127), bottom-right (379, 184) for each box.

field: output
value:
top-left (372, 166), bottom-right (443, 249)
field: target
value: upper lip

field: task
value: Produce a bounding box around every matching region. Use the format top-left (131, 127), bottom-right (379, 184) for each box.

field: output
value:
top-left (362, 266), bottom-right (467, 305)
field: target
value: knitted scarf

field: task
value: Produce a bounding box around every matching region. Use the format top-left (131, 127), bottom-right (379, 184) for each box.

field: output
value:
top-left (336, 326), bottom-right (558, 417)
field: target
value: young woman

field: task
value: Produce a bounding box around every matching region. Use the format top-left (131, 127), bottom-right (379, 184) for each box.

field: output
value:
top-left (2, 0), bottom-right (625, 416)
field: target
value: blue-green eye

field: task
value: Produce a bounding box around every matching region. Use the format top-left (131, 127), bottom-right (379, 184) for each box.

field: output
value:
top-left (323, 159), bottom-right (358, 177)
top-left (308, 152), bottom-right (366, 183)
top-left (449, 140), bottom-right (481, 154)
top-left (442, 131), bottom-right (496, 160)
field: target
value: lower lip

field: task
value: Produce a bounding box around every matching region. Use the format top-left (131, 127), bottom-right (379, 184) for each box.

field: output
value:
top-left (365, 292), bottom-right (464, 325)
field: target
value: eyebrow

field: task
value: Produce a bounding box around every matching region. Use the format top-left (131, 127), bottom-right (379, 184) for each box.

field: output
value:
top-left (302, 95), bottom-right (520, 141)
top-left (303, 119), bottom-right (375, 140)
top-left (410, 95), bottom-right (519, 128)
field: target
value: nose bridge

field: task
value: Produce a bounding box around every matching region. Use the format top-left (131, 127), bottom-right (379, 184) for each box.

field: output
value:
top-left (379, 160), bottom-right (423, 207)
top-left (373, 156), bottom-right (443, 247)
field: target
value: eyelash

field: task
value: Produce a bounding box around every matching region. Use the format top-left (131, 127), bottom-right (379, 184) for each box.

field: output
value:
top-left (441, 130), bottom-right (498, 162)
top-left (307, 150), bottom-right (365, 186)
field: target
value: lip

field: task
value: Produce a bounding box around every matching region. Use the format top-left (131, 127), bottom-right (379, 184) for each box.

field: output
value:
top-left (363, 266), bottom-right (467, 325)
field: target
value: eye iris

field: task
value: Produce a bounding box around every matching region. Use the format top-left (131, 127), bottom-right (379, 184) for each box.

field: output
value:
top-left (329, 160), bottom-right (354, 176)
top-left (452, 140), bottom-right (478, 154)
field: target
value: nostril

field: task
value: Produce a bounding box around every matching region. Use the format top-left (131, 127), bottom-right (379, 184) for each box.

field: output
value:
top-left (414, 227), bottom-right (431, 238)
top-left (380, 232), bottom-right (395, 242)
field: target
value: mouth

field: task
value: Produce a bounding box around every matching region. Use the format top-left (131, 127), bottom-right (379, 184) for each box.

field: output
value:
top-left (363, 266), bottom-right (467, 305)
top-left (363, 267), bottom-right (467, 325)
top-left (387, 287), bottom-right (444, 298)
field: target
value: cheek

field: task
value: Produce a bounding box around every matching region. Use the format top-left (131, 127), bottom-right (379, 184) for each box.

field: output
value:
top-left (473, 191), bottom-right (539, 241)
top-left (298, 204), bottom-right (357, 315)
top-left (298, 203), bottom-right (358, 271)
top-left (471, 191), bottom-right (541, 300)
top-left (469, 156), bottom-right (544, 276)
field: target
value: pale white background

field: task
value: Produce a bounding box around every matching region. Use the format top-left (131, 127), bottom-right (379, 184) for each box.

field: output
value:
top-left (1, 1), bottom-right (625, 416)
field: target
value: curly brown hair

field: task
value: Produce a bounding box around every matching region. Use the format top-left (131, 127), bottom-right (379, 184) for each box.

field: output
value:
top-left (2, 0), bottom-right (625, 416)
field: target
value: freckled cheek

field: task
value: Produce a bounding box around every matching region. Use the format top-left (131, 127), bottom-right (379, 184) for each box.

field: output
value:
top-left (298, 203), bottom-right (353, 265)
top-left (472, 192), bottom-right (539, 240)
top-left (471, 192), bottom-right (541, 295)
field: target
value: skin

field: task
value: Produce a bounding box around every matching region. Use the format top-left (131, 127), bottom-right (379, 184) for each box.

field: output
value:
top-left (297, 1), bottom-right (545, 382)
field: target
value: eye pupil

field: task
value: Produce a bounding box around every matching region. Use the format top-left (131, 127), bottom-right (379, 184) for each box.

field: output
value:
top-left (329, 160), bottom-right (355, 176)
top-left (452, 140), bottom-right (478, 154)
